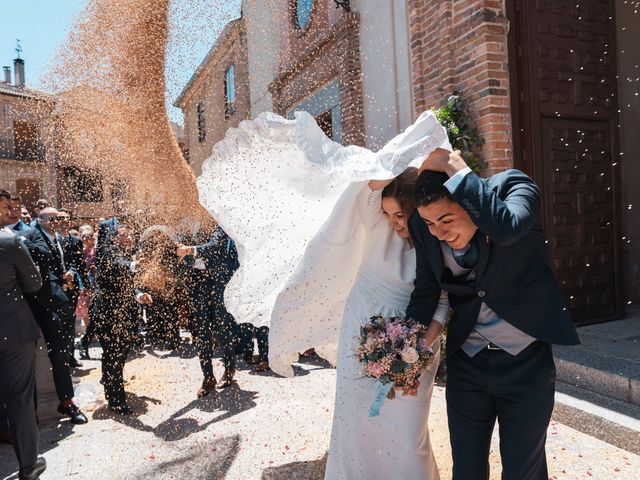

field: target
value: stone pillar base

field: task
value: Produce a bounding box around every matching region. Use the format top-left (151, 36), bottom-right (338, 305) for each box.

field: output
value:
top-left (35, 338), bottom-right (59, 422)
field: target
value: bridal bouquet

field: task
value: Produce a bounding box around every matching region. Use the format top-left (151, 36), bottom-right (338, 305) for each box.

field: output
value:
top-left (356, 315), bottom-right (435, 416)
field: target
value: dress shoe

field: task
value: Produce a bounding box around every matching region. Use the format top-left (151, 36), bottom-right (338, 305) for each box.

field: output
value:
top-left (57, 402), bottom-right (88, 424)
top-left (218, 369), bottom-right (236, 389)
top-left (19, 457), bottom-right (46, 480)
top-left (249, 361), bottom-right (271, 374)
top-left (109, 403), bottom-right (132, 415)
top-left (242, 353), bottom-right (261, 365)
top-left (197, 377), bottom-right (217, 398)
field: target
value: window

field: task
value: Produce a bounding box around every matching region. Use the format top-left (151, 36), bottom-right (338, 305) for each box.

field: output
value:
top-left (62, 167), bottom-right (103, 203)
top-left (225, 65), bottom-right (236, 118)
top-left (13, 120), bottom-right (40, 160)
top-left (315, 110), bottom-right (333, 140)
top-left (197, 100), bottom-right (206, 142)
top-left (295, 0), bottom-right (314, 29)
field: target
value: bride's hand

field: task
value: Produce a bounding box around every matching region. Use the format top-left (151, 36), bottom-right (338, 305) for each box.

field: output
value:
top-left (419, 148), bottom-right (466, 176)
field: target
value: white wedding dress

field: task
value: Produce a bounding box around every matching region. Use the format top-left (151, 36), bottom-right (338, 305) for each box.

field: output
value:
top-left (197, 110), bottom-right (450, 479)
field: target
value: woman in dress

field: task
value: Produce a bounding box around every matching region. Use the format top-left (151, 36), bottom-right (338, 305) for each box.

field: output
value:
top-left (197, 110), bottom-right (451, 478)
top-left (321, 168), bottom-right (447, 479)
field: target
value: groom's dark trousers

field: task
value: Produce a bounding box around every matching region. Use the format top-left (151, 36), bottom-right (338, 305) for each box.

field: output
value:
top-left (407, 169), bottom-right (579, 480)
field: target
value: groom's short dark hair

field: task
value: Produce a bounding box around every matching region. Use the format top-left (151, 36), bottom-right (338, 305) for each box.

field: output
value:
top-left (415, 170), bottom-right (453, 207)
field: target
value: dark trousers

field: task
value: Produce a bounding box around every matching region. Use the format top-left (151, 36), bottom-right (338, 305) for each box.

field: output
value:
top-left (236, 322), bottom-right (255, 358)
top-left (235, 323), bottom-right (268, 362)
top-left (99, 332), bottom-right (133, 406)
top-left (32, 303), bottom-right (75, 402)
top-left (255, 326), bottom-right (269, 362)
top-left (146, 297), bottom-right (179, 347)
top-left (191, 288), bottom-right (252, 379)
top-left (446, 342), bottom-right (555, 480)
top-left (82, 296), bottom-right (98, 344)
top-left (0, 341), bottom-right (39, 469)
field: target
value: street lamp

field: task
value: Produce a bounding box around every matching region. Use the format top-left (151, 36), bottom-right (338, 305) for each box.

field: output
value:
top-left (333, 0), bottom-right (351, 12)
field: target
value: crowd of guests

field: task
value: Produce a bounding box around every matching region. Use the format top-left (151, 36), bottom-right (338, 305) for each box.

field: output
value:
top-left (0, 190), bottom-right (268, 479)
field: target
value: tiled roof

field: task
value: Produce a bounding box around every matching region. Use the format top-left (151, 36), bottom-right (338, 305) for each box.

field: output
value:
top-left (0, 82), bottom-right (52, 101)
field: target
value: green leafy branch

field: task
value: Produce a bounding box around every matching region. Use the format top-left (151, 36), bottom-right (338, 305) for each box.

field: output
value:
top-left (433, 93), bottom-right (486, 174)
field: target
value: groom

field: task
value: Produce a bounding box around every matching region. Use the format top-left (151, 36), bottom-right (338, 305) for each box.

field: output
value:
top-left (406, 149), bottom-right (579, 480)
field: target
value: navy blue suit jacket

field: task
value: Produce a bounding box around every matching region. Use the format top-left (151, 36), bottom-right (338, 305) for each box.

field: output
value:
top-left (23, 221), bottom-right (72, 310)
top-left (406, 169), bottom-right (579, 356)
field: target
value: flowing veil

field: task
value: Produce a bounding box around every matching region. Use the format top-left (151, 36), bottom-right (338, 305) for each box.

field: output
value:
top-left (197, 110), bottom-right (450, 376)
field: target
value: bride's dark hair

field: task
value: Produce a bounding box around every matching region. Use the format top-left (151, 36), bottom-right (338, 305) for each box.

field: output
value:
top-left (381, 167), bottom-right (419, 217)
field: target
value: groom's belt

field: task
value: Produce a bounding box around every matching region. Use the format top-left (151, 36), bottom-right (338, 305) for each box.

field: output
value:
top-left (486, 343), bottom-right (502, 351)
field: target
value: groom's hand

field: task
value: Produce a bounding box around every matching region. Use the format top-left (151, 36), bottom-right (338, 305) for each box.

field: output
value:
top-left (420, 148), bottom-right (467, 177)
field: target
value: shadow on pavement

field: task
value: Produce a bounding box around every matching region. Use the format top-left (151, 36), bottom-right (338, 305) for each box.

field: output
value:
top-left (0, 419), bottom-right (76, 479)
top-left (154, 386), bottom-right (259, 442)
top-left (124, 434), bottom-right (241, 480)
top-left (261, 453), bottom-right (327, 480)
top-left (90, 386), bottom-right (259, 442)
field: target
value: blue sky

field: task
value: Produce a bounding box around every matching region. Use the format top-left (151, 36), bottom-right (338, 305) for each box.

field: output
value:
top-left (1, 0), bottom-right (242, 124)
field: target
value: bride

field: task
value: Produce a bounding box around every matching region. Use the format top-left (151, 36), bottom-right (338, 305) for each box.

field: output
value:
top-left (197, 110), bottom-right (451, 478)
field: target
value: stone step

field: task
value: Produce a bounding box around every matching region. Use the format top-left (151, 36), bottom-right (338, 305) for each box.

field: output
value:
top-left (554, 339), bottom-right (640, 405)
top-left (554, 382), bottom-right (640, 455)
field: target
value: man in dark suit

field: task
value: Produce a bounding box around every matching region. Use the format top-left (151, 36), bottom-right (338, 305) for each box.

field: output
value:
top-left (406, 149), bottom-right (579, 480)
top-left (0, 191), bottom-right (47, 480)
top-left (177, 225), bottom-right (247, 396)
top-left (24, 208), bottom-right (88, 425)
top-left (95, 223), bottom-right (141, 415)
top-left (57, 209), bottom-right (88, 367)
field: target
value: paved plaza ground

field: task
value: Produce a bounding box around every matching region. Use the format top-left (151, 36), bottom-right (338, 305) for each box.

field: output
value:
top-left (1, 340), bottom-right (639, 480)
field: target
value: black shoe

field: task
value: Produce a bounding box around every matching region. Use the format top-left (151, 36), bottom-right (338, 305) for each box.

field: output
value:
top-left (57, 402), bottom-right (88, 424)
top-left (109, 403), bottom-right (132, 415)
top-left (19, 457), bottom-right (46, 480)
top-left (69, 356), bottom-right (83, 368)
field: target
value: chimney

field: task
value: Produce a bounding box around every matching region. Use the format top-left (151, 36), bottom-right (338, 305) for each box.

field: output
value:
top-left (13, 58), bottom-right (24, 87)
top-left (2, 66), bottom-right (10, 84)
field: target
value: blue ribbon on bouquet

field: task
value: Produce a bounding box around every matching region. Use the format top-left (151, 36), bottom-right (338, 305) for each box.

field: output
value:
top-left (368, 381), bottom-right (394, 417)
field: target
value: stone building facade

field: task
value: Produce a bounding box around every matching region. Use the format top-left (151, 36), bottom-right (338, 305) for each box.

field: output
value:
top-left (408, 0), bottom-right (512, 173)
top-left (0, 80), bottom-right (59, 210)
top-left (177, 0), bottom-right (639, 323)
top-left (174, 19), bottom-right (250, 176)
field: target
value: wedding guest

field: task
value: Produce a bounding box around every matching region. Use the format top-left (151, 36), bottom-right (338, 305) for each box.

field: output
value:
top-left (177, 224), bottom-right (246, 394)
top-left (0, 220), bottom-right (47, 480)
top-left (5, 193), bottom-right (23, 229)
top-left (23, 207), bottom-right (88, 424)
top-left (137, 226), bottom-right (181, 350)
top-left (21, 206), bottom-right (32, 225)
top-left (58, 209), bottom-right (89, 368)
top-left (408, 149), bottom-right (580, 480)
top-left (32, 198), bottom-right (50, 218)
top-left (96, 224), bottom-right (141, 415)
top-left (76, 225), bottom-right (97, 355)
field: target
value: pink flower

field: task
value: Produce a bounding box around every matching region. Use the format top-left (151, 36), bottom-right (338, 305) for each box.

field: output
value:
top-left (367, 362), bottom-right (384, 378)
top-left (418, 338), bottom-right (430, 351)
top-left (386, 322), bottom-right (404, 342)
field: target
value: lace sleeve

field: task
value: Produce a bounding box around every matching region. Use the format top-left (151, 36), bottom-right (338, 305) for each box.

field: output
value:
top-left (355, 184), bottom-right (383, 230)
